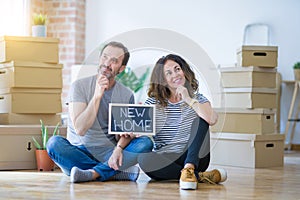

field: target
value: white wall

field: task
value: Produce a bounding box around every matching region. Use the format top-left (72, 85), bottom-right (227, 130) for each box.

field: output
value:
top-left (85, 0), bottom-right (300, 143)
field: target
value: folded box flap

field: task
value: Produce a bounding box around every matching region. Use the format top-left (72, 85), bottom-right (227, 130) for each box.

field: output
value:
top-left (0, 36), bottom-right (59, 43)
top-left (220, 66), bottom-right (277, 73)
top-left (210, 132), bottom-right (284, 142)
top-left (0, 61), bottom-right (62, 69)
top-left (213, 108), bottom-right (276, 114)
top-left (0, 88), bottom-right (62, 94)
top-left (223, 87), bottom-right (277, 94)
top-left (237, 45), bottom-right (278, 52)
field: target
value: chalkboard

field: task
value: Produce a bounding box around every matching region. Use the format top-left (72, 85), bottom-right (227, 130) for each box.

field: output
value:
top-left (108, 103), bottom-right (156, 135)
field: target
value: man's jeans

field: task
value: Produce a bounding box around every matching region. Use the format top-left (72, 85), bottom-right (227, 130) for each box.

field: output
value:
top-left (47, 135), bottom-right (153, 181)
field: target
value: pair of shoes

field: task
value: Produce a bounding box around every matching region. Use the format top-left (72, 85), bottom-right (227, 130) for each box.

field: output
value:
top-left (111, 165), bottom-right (140, 182)
top-left (179, 168), bottom-right (198, 190)
top-left (198, 169), bottom-right (227, 185)
top-left (70, 166), bottom-right (94, 183)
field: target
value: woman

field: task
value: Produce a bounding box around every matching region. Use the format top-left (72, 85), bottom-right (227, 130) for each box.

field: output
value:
top-left (138, 54), bottom-right (227, 190)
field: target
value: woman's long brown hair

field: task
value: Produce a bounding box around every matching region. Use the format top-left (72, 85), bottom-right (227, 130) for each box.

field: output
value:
top-left (147, 54), bottom-right (199, 107)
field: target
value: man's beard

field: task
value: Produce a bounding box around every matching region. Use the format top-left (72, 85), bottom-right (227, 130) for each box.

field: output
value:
top-left (99, 64), bottom-right (123, 79)
top-left (99, 64), bottom-right (114, 79)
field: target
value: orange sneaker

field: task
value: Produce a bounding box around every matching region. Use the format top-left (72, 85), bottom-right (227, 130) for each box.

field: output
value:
top-left (179, 168), bottom-right (198, 190)
top-left (198, 169), bottom-right (227, 184)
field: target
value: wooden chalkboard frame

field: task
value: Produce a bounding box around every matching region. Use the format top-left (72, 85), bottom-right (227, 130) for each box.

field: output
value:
top-left (108, 103), bottom-right (156, 135)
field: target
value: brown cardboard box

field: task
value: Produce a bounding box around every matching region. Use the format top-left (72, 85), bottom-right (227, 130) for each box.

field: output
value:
top-left (0, 36), bottom-right (59, 63)
top-left (211, 108), bottom-right (275, 134)
top-left (223, 88), bottom-right (277, 108)
top-left (0, 61), bottom-right (63, 89)
top-left (210, 132), bottom-right (284, 168)
top-left (0, 113), bottom-right (61, 125)
top-left (237, 45), bottom-right (278, 67)
top-left (0, 88), bottom-right (62, 114)
top-left (0, 125), bottom-right (66, 170)
top-left (220, 66), bottom-right (277, 88)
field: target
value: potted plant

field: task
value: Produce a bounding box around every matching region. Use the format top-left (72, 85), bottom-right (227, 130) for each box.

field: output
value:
top-left (32, 120), bottom-right (59, 171)
top-left (115, 67), bottom-right (150, 103)
top-left (293, 62), bottom-right (300, 81)
top-left (32, 13), bottom-right (47, 37)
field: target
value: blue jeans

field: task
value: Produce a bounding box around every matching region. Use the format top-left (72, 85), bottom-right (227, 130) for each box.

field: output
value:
top-left (47, 135), bottom-right (153, 181)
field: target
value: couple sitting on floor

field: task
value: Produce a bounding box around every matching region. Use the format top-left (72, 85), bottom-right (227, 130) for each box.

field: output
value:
top-left (47, 41), bottom-right (227, 190)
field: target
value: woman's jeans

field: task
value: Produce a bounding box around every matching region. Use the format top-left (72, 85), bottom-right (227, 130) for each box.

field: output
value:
top-left (47, 135), bottom-right (153, 181)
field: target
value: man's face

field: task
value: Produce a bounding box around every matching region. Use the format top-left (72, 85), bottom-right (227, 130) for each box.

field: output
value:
top-left (98, 45), bottom-right (125, 79)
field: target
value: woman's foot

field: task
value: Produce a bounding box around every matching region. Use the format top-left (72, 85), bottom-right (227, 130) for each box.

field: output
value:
top-left (179, 167), bottom-right (198, 190)
top-left (198, 168), bottom-right (227, 184)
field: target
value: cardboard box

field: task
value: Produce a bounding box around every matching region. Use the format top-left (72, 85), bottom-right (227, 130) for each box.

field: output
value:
top-left (0, 125), bottom-right (66, 170)
top-left (211, 108), bottom-right (275, 134)
top-left (0, 61), bottom-right (63, 89)
top-left (237, 45), bottom-right (278, 67)
top-left (220, 67), bottom-right (277, 88)
top-left (0, 113), bottom-right (61, 125)
top-left (223, 88), bottom-right (277, 108)
top-left (0, 36), bottom-right (59, 63)
top-left (0, 88), bottom-right (62, 114)
top-left (210, 132), bottom-right (284, 168)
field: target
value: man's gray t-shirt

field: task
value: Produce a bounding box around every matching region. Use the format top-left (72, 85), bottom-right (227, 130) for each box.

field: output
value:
top-left (67, 75), bottom-right (134, 155)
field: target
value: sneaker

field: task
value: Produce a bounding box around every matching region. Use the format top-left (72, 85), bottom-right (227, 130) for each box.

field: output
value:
top-left (198, 169), bottom-right (227, 184)
top-left (111, 165), bottom-right (140, 182)
top-left (179, 168), bottom-right (198, 190)
top-left (70, 166), bottom-right (94, 183)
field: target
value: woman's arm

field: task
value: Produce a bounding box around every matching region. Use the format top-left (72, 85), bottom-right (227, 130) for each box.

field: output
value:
top-left (188, 100), bottom-right (218, 126)
top-left (176, 85), bottom-right (218, 125)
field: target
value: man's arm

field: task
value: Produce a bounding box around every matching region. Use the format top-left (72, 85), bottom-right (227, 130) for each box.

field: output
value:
top-left (108, 86), bottom-right (136, 170)
top-left (69, 75), bottom-right (108, 136)
top-left (108, 134), bottom-right (135, 170)
top-left (69, 97), bottom-right (101, 136)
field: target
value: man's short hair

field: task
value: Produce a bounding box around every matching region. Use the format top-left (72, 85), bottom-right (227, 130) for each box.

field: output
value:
top-left (100, 41), bottom-right (130, 66)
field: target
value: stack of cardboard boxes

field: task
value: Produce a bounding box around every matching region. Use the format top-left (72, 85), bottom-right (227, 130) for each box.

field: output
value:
top-left (0, 36), bottom-right (62, 125)
top-left (0, 36), bottom-right (64, 170)
top-left (210, 45), bottom-right (284, 168)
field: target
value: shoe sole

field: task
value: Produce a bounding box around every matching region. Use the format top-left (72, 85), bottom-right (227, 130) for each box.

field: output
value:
top-left (218, 168), bottom-right (227, 182)
top-left (179, 180), bottom-right (197, 190)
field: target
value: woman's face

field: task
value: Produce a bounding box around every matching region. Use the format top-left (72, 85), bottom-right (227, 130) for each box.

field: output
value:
top-left (163, 59), bottom-right (186, 90)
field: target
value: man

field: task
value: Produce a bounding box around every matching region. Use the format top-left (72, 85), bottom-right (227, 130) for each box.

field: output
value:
top-left (47, 41), bottom-right (153, 183)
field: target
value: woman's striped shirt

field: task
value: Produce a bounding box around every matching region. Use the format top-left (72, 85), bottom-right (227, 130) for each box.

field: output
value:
top-left (145, 93), bottom-right (209, 153)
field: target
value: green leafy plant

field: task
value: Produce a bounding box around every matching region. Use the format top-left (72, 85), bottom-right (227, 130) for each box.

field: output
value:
top-left (33, 13), bottom-right (47, 25)
top-left (116, 67), bottom-right (150, 93)
top-left (293, 62), bottom-right (300, 69)
top-left (32, 120), bottom-right (60, 150)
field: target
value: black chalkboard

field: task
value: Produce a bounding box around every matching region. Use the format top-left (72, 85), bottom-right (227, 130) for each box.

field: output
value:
top-left (108, 103), bottom-right (156, 135)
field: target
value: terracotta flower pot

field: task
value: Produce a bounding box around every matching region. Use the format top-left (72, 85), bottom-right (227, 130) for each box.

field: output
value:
top-left (35, 149), bottom-right (55, 171)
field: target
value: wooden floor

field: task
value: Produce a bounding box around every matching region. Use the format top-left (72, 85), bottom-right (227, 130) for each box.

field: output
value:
top-left (1, 151), bottom-right (300, 200)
